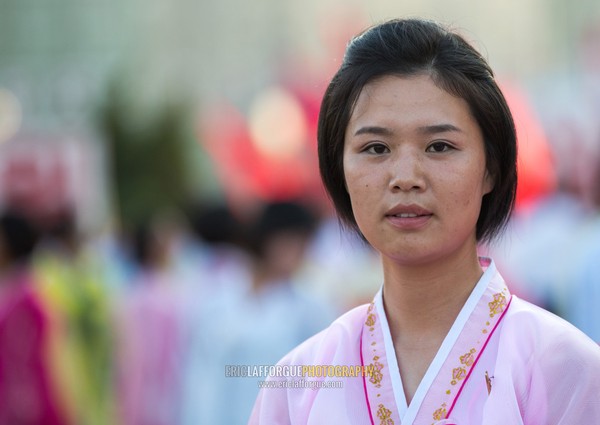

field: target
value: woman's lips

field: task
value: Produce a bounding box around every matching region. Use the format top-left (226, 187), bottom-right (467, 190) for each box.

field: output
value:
top-left (386, 214), bottom-right (432, 230)
top-left (385, 204), bottom-right (433, 230)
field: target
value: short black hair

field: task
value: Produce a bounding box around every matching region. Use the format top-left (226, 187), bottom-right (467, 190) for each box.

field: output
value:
top-left (189, 202), bottom-right (245, 247)
top-left (247, 201), bottom-right (318, 259)
top-left (0, 210), bottom-right (39, 263)
top-left (318, 18), bottom-right (517, 242)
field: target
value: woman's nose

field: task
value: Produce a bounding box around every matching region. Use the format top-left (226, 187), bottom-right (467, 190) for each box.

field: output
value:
top-left (388, 150), bottom-right (426, 192)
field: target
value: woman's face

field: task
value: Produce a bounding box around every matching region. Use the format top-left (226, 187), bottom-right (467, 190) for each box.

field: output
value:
top-left (343, 74), bottom-right (493, 266)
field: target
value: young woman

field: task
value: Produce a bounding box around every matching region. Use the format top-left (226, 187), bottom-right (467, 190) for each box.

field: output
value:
top-left (250, 18), bottom-right (600, 424)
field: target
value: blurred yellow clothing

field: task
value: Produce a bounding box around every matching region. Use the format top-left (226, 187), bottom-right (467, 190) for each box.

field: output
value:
top-left (33, 249), bottom-right (117, 425)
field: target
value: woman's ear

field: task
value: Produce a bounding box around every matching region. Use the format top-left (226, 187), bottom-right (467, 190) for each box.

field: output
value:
top-left (483, 169), bottom-right (495, 195)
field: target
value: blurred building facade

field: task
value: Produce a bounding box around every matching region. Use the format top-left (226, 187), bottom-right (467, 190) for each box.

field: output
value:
top-left (2, 0), bottom-right (600, 132)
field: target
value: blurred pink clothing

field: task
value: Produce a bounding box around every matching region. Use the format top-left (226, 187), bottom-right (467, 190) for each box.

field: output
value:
top-left (250, 260), bottom-right (600, 424)
top-left (0, 272), bottom-right (67, 425)
top-left (116, 272), bottom-right (184, 425)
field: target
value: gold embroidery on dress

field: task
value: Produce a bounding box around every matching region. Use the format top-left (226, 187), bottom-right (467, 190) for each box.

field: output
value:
top-left (459, 348), bottom-right (476, 367)
top-left (376, 403), bottom-right (394, 425)
top-left (450, 367), bottom-right (466, 385)
top-left (488, 293), bottom-right (507, 318)
top-left (433, 403), bottom-right (447, 420)
top-left (369, 357), bottom-right (384, 388)
top-left (366, 303), bottom-right (376, 329)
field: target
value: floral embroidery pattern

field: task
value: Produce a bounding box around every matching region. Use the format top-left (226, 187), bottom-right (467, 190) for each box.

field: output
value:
top-left (366, 303), bottom-right (377, 331)
top-left (377, 404), bottom-right (394, 425)
top-left (450, 367), bottom-right (466, 385)
top-left (433, 403), bottom-right (447, 421)
top-left (362, 300), bottom-right (399, 424)
top-left (369, 356), bottom-right (384, 388)
top-left (459, 348), bottom-right (476, 367)
top-left (488, 293), bottom-right (507, 318)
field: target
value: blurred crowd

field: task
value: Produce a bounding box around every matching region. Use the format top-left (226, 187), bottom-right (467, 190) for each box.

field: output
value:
top-left (0, 199), bottom-right (380, 425)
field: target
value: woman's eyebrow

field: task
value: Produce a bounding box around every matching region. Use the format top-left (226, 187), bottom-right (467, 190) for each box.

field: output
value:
top-left (417, 123), bottom-right (462, 135)
top-left (353, 126), bottom-right (394, 137)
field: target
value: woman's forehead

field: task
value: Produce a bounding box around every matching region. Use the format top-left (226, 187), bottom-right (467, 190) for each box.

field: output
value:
top-left (346, 74), bottom-right (479, 137)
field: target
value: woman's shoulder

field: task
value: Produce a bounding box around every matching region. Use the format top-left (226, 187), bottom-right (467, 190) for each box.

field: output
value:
top-left (498, 295), bottom-right (600, 419)
top-left (501, 295), bottom-right (600, 365)
top-left (278, 303), bottom-right (371, 366)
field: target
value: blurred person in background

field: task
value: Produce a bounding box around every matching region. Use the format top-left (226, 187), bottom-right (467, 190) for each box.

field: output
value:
top-left (250, 19), bottom-right (600, 424)
top-left (487, 104), bottom-right (600, 317)
top-left (177, 201), bottom-right (252, 302)
top-left (485, 99), bottom-right (594, 314)
top-left (32, 209), bottom-right (116, 425)
top-left (299, 208), bottom-right (382, 313)
top-left (488, 19), bottom-right (600, 334)
top-left (115, 213), bottom-right (188, 425)
top-left (180, 200), bottom-right (334, 425)
top-left (567, 155), bottom-right (600, 341)
top-left (543, 19), bottom-right (600, 341)
top-left (560, 113), bottom-right (600, 341)
top-left (0, 209), bottom-right (68, 424)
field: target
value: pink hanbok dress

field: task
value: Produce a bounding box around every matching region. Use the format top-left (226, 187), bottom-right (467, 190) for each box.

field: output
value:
top-left (250, 259), bottom-right (600, 424)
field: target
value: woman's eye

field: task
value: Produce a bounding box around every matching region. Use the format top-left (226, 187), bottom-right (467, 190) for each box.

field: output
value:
top-left (427, 141), bottom-right (452, 153)
top-left (365, 144), bottom-right (389, 154)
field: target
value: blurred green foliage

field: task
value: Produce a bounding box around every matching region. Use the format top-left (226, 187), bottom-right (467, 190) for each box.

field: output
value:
top-left (98, 79), bottom-right (194, 233)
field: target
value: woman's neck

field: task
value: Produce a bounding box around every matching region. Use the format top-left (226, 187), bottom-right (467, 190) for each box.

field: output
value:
top-left (381, 248), bottom-right (483, 345)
